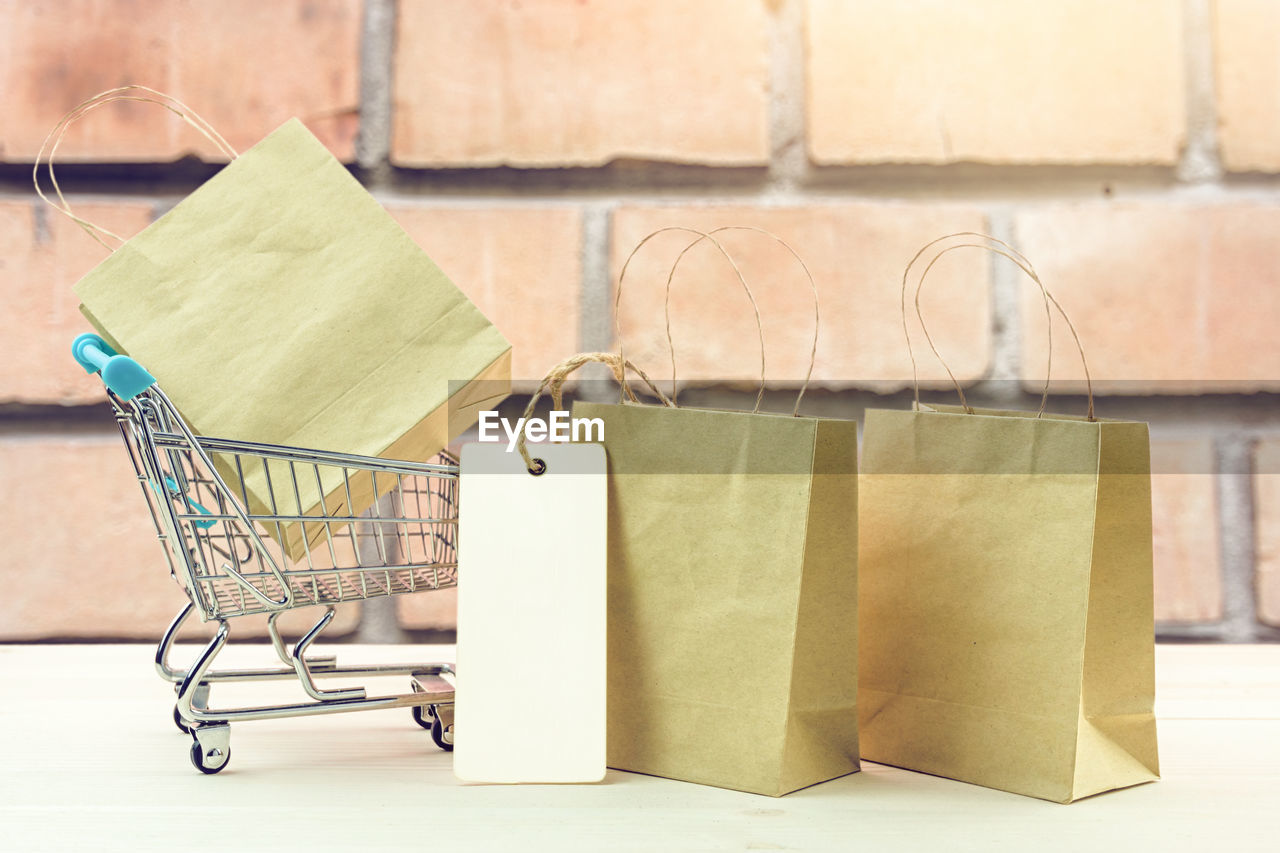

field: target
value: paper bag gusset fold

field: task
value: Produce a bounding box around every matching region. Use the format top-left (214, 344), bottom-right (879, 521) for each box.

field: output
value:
top-left (857, 233), bottom-right (1159, 803)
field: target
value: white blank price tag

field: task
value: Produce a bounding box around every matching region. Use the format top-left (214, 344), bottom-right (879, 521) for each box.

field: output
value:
top-left (454, 442), bottom-right (607, 783)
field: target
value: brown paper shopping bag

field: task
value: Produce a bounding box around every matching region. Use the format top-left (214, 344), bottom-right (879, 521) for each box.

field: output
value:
top-left (40, 88), bottom-right (510, 560)
top-left (570, 227), bottom-right (860, 796)
top-left (858, 234), bottom-right (1159, 803)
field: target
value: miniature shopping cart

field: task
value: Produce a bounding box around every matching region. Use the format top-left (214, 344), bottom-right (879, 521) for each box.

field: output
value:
top-left (72, 333), bottom-right (459, 774)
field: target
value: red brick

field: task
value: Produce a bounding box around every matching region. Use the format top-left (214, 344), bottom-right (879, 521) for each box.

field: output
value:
top-left (1255, 440), bottom-right (1280, 626)
top-left (1015, 204), bottom-right (1280, 394)
top-left (0, 434), bottom-right (360, 640)
top-left (391, 0), bottom-right (770, 167)
top-left (1214, 0), bottom-right (1280, 172)
top-left (0, 198), bottom-right (153, 405)
top-left (1151, 441), bottom-right (1222, 624)
top-left (398, 586), bottom-right (457, 632)
top-left (0, 0), bottom-right (360, 162)
top-left (387, 205), bottom-right (583, 384)
top-left (611, 205), bottom-right (990, 392)
top-left (806, 0), bottom-right (1185, 165)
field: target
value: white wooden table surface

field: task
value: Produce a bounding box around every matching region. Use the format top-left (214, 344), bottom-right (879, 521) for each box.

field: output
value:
top-left (1, 643), bottom-right (1277, 852)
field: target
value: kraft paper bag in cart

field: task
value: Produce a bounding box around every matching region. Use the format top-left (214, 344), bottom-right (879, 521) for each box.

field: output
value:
top-left (40, 88), bottom-right (510, 561)
top-left (572, 227), bottom-right (860, 797)
top-left (858, 234), bottom-right (1159, 804)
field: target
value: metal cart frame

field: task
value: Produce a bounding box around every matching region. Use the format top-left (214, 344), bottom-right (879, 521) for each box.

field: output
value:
top-left (74, 334), bottom-right (459, 774)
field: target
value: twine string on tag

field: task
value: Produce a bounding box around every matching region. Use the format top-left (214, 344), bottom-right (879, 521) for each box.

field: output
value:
top-left (614, 227), bottom-right (767, 412)
top-left (904, 232), bottom-right (1096, 421)
top-left (34, 85), bottom-right (238, 251)
top-left (663, 225), bottom-right (819, 417)
top-left (515, 352), bottom-right (670, 473)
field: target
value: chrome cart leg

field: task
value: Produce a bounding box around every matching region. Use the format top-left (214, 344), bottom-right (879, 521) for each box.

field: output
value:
top-left (155, 602), bottom-right (195, 683)
top-left (178, 620), bottom-right (233, 774)
top-left (268, 610), bottom-right (336, 670)
top-left (291, 608), bottom-right (365, 701)
top-left (159, 603), bottom-right (212, 734)
top-left (176, 619), bottom-right (229, 720)
top-left (173, 681), bottom-right (211, 734)
top-left (267, 612), bottom-right (291, 666)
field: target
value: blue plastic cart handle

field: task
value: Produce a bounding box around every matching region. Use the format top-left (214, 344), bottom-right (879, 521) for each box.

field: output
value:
top-left (71, 333), bottom-right (156, 401)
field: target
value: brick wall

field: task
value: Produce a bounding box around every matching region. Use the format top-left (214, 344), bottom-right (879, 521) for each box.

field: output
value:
top-left (2, 0), bottom-right (1277, 642)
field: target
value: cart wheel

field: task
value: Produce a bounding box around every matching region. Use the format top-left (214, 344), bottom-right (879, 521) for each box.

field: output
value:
top-left (411, 704), bottom-right (433, 730)
top-left (189, 724), bottom-right (232, 775)
top-left (173, 705), bottom-right (192, 735)
top-left (190, 740), bottom-right (230, 774)
top-left (431, 714), bottom-right (454, 752)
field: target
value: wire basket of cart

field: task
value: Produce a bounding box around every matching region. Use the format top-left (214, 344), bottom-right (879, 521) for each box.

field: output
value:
top-left (73, 333), bottom-right (459, 774)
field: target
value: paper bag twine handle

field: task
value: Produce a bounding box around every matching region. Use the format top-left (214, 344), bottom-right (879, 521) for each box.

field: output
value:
top-left (904, 232), bottom-right (1096, 421)
top-left (614, 226), bottom-right (819, 417)
top-left (615, 227), bottom-right (766, 411)
top-left (515, 352), bottom-right (670, 474)
top-left (33, 85), bottom-right (238, 251)
top-left (663, 226), bottom-right (820, 416)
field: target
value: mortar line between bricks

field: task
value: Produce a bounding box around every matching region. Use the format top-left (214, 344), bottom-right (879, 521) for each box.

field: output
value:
top-left (574, 205), bottom-right (619, 403)
top-left (363, 173), bottom-right (1280, 203)
top-left (1176, 0), bottom-right (1224, 184)
top-left (357, 595), bottom-right (409, 644)
top-left (578, 205), bottom-right (612, 354)
top-left (764, 0), bottom-right (808, 196)
top-left (341, 0), bottom-right (397, 646)
top-left (354, 0), bottom-right (396, 177)
top-left (31, 201), bottom-right (50, 245)
top-left (1155, 622), bottom-right (1228, 641)
top-left (13, 176), bottom-right (1280, 207)
top-left (985, 211), bottom-right (1021, 390)
top-left (1214, 435), bottom-right (1259, 641)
